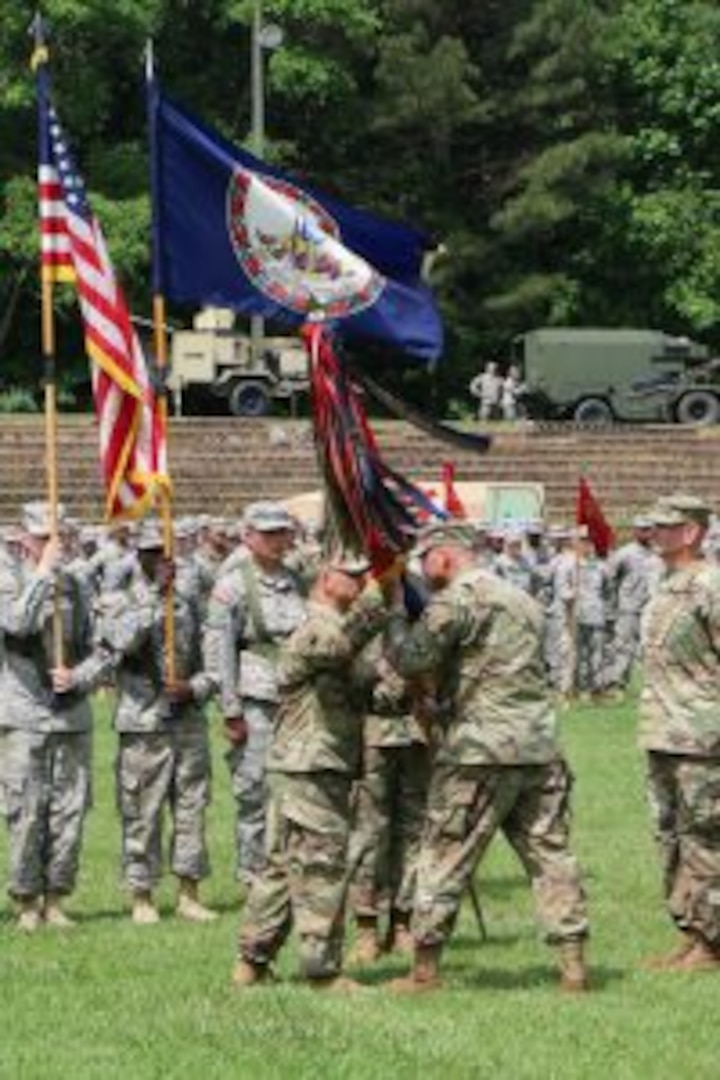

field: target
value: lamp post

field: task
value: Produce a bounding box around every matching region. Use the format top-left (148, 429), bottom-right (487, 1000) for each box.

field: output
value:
top-left (250, 0), bottom-right (265, 158)
top-left (249, 2), bottom-right (283, 364)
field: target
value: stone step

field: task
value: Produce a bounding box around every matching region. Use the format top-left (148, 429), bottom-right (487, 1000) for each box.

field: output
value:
top-left (2, 416), bottom-right (720, 525)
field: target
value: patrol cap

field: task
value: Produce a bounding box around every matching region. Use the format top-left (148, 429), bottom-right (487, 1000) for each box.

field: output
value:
top-left (632, 515), bottom-right (655, 530)
top-left (242, 501), bottom-right (295, 533)
top-left (22, 500), bottom-right (66, 537)
top-left (650, 493), bottom-right (712, 529)
top-left (174, 516), bottom-right (197, 541)
top-left (136, 519), bottom-right (164, 551)
top-left (79, 525), bottom-right (100, 547)
top-left (327, 553), bottom-right (371, 576)
top-left (503, 522), bottom-right (526, 543)
top-left (526, 518), bottom-right (545, 535)
top-left (414, 520), bottom-right (477, 558)
top-left (548, 524), bottom-right (573, 542)
top-left (2, 524), bottom-right (23, 544)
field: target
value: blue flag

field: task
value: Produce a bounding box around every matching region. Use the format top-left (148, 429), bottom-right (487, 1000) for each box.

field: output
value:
top-left (148, 82), bottom-right (443, 361)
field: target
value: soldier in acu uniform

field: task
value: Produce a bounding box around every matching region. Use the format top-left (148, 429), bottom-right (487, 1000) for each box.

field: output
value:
top-left (639, 494), bottom-right (720, 972)
top-left (204, 501), bottom-right (306, 888)
top-left (0, 502), bottom-right (111, 931)
top-left (383, 521), bottom-right (590, 993)
top-left (101, 520), bottom-right (216, 924)
top-left (233, 557), bottom-right (387, 990)
top-left (605, 516), bottom-right (662, 697)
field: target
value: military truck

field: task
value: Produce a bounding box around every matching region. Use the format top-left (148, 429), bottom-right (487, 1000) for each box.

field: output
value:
top-left (513, 327), bottom-right (716, 424)
top-left (168, 308), bottom-right (308, 416)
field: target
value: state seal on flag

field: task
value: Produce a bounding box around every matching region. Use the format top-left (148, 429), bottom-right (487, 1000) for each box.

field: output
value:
top-left (227, 168), bottom-right (384, 319)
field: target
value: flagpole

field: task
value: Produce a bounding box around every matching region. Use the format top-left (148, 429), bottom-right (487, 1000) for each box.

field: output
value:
top-left (33, 14), bottom-right (64, 667)
top-left (146, 40), bottom-right (176, 683)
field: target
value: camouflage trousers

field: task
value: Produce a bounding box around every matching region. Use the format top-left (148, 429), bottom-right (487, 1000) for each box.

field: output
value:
top-left (544, 616), bottom-right (576, 693)
top-left (412, 758), bottom-right (589, 947)
top-left (575, 624), bottom-right (605, 693)
top-left (225, 699), bottom-right (275, 885)
top-left (239, 771), bottom-right (353, 980)
top-left (646, 752), bottom-right (720, 944)
top-left (0, 728), bottom-right (92, 899)
top-left (349, 741), bottom-right (431, 920)
top-left (116, 726), bottom-right (211, 892)
top-left (606, 610), bottom-right (641, 689)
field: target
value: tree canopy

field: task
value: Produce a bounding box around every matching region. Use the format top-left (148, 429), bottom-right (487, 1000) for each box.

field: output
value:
top-left (1, 0), bottom-right (718, 405)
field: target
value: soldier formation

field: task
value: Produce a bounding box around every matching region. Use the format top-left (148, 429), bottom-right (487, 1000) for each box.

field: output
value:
top-left (1, 489), bottom-right (719, 990)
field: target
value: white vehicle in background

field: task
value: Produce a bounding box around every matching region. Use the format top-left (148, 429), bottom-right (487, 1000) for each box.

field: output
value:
top-left (168, 307), bottom-right (308, 417)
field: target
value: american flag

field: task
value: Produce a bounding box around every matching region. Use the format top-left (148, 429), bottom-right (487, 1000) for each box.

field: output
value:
top-left (37, 66), bottom-right (169, 520)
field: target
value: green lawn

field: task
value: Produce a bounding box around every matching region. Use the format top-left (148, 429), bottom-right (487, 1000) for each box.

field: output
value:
top-left (1, 698), bottom-right (719, 1080)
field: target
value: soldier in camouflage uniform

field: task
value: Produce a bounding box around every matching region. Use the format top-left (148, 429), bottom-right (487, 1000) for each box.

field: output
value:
top-left (639, 494), bottom-right (720, 971)
top-left (345, 635), bottom-right (432, 964)
top-left (233, 557), bottom-right (387, 989)
top-left (383, 521), bottom-right (590, 993)
top-left (574, 529), bottom-right (608, 700)
top-left (193, 517), bottom-right (233, 616)
top-left (204, 501), bottom-right (306, 887)
top-left (493, 526), bottom-right (534, 594)
top-left (101, 520), bottom-right (216, 924)
top-left (544, 528), bottom-right (578, 700)
top-left (605, 516), bottom-right (662, 697)
top-left (0, 502), bottom-right (111, 931)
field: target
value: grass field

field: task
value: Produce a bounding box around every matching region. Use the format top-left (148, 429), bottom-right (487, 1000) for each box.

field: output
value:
top-left (1, 697), bottom-right (719, 1080)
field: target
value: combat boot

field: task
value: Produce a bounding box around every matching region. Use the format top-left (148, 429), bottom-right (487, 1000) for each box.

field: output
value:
top-left (17, 896), bottom-right (42, 934)
top-left (345, 916), bottom-right (381, 966)
top-left (387, 945), bottom-right (444, 993)
top-left (231, 958), bottom-right (275, 988)
top-left (132, 890), bottom-right (160, 925)
top-left (385, 911), bottom-right (414, 956)
top-left (642, 933), bottom-right (695, 971)
top-left (44, 893), bottom-right (76, 928)
top-left (558, 938), bottom-right (589, 993)
top-left (177, 877), bottom-right (218, 923)
top-left (661, 934), bottom-right (720, 973)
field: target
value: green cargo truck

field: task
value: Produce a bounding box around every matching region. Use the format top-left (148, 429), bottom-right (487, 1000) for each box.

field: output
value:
top-left (513, 327), bottom-right (716, 424)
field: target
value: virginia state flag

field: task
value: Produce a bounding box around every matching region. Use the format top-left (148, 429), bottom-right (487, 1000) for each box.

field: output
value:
top-left (148, 81), bottom-right (443, 361)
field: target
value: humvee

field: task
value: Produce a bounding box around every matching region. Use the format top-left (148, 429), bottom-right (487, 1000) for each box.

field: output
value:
top-left (168, 307), bottom-right (308, 416)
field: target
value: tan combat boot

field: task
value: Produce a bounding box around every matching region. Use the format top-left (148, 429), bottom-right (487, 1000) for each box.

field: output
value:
top-left (661, 934), bottom-right (720, 973)
top-left (231, 958), bottom-right (275, 988)
top-left (387, 945), bottom-right (444, 993)
top-left (177, 878), bottom-right (218, 923)
top-left (132, 890), bottom-right (160, 925)
top-left (345, 917), bottom-right (381, 966)
top-left (44, 893), bottom-right (76, 928)
top-left (642, 933), bottom-right (695, 971)
top-left (558, 938), bottom-right (590, 993)
top-left (17, 896), bottom-right (43, 934)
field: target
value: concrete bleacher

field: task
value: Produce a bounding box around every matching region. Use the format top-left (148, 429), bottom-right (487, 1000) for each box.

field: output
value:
top-left (1, 414), bottom-right (719, 525)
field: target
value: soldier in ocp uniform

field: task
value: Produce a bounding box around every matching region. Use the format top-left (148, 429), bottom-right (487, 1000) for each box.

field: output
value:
top-left (233, 556), bottom-right (387, 989)
top-left (639, 494), bottom-right (720, 972)
top-left (204, 501), bottom-right (306, 888)
top-left (101, 519), bottom-right (216, 924)
top-left (0, 501), bottom-right (112, 931)
top-left (383, 521), bottom-right (590, 993)
top-left (345, 635), bottom-right (432, 964)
